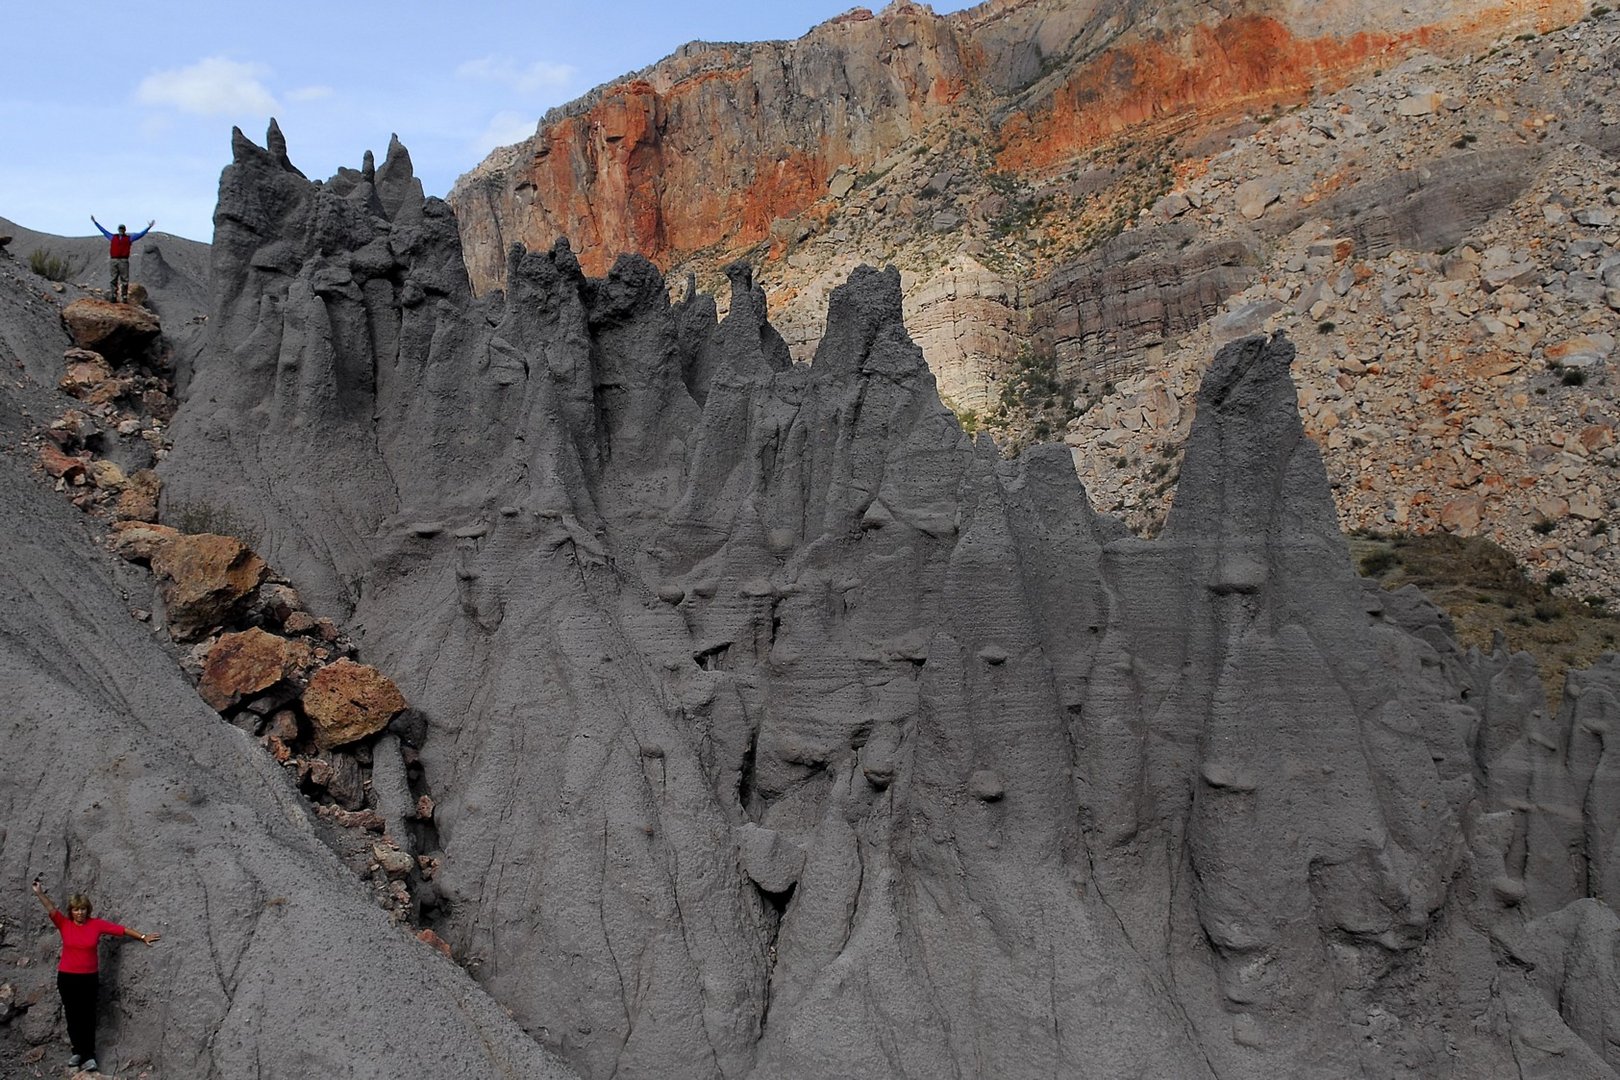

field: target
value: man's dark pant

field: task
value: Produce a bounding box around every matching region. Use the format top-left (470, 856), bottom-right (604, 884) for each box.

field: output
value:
top-left (56, 971), bottom-right (98, 1061)
top-left (109, 257), bottom-right (130, 302)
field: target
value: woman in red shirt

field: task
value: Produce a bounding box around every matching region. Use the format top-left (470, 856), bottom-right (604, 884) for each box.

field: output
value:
top-left (31, 877), bottom-right (159, 1073)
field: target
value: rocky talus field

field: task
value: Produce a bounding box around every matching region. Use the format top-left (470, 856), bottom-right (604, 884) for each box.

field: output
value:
top-left (1, 113), bottom-right (1620, 1077)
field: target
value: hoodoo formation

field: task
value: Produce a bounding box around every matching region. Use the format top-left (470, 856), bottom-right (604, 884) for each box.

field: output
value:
top-left (0, 1), bottom-right (1616, 1076)
top-left (7, 122), bottom-right (1612, 1077)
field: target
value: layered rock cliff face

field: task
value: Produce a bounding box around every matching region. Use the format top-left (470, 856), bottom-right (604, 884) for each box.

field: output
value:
top-left (454, 0), bottom-right (1620, 612)
top-left (146, 128), bottom-right (1620, 1078)
top-left (449, 0), bottom-right (1583, 390)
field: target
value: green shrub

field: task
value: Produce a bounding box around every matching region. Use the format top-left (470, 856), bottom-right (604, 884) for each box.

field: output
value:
top-left (1317, 321), bottom-right (1337, 334)
top-left (28, 248), bottom-right (72, 281)
top-left (1360, 549), bottom-right (1398, 576)
top-left (1546, 570), bottom-right (1569, 588)
top-left (1562, 368), bottom-right (1587, 386)
top-left (1532, 519), bottom-right (1557, 535)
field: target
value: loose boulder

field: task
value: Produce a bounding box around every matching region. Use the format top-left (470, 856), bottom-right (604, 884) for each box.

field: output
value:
top-left (58, 351), bottom-right (115, 399)
top-left (114, 469), bottom-right (162, 522)
top-left (61, 298), bottom-right (161, 365)
top-left (149, 533), bottom-right (271, 641)
top-left (303, 659), bottom-right (407, 749)
top-left (197, 628), bottom-right (313, 712)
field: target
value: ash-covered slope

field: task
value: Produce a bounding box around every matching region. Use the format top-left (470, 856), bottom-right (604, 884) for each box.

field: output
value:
top-left (161, 126), bottom-right (1620, 1079)
top-left (0, 215), bottom-right (210, 325)
top-left (0, 239), bottom-right (576, 1077)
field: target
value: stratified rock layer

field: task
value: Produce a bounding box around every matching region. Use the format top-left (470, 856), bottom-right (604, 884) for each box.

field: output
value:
top-left (158, 129), bottom-right (1620, 1079)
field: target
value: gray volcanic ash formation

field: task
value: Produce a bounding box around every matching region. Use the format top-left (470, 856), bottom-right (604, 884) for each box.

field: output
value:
top-left (13, 122), bottom-right (1620, 1078)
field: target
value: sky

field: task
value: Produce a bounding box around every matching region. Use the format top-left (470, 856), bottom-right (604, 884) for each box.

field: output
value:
top-left (3, 1), bottom-right (974, 244)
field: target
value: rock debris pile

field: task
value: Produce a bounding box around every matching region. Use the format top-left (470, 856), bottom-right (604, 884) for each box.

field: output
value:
top-left (21, 282), bottom-right (445, 933)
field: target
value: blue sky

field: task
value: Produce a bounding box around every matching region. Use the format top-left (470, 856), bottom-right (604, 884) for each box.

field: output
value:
top-left (3, 1), bottom-right (972, 243)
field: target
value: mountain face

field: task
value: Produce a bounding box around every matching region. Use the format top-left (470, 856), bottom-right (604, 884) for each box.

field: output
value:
top-left (449, 0), bottom-right (1620, 608)
top-left (448, 0), bottom-right (1582, 361)
top-left (133, 124), bottom-right (1620, 1078)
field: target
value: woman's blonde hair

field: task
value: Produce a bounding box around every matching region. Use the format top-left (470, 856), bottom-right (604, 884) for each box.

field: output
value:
top-left (67, 893), bottom-right (93, 915)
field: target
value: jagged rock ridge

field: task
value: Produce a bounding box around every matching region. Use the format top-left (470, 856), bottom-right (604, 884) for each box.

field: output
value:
top-left (149, 127), bottom-right (1620, 1078)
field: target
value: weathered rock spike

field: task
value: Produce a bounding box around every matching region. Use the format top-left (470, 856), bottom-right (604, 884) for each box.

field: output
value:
top-left (229, 125), bottom-right (255, 163)
top-left (362, 150), bottom-right (376, 181)
top-left (263, 118), bottom-right (303, 176)
top-left (1163, 330), bottom-right (1337, 544)
top-left (385, 133), bottom-right (409, 168)
top-left (266, 118), bottom-right (287, 157)
top-left (714, 260), bottom-right (790, 373)
top-left (813, 264), bottom-right (923, 379)
top-left (375, 135), bottom-right (422, 221)
top-left (724, 260), bottom-right (755, 302)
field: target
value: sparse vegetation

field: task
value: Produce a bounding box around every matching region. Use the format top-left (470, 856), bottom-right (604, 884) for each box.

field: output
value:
top-left (944, 396), bottom-right (983, 436)
top-left (1360, 547), bottom-right (1398, 576)
top-left (991, 347), bottom-right (1081, 448)
top-left (28, 248), bottom-right (72, 282)
top-left (1562, 368), bottom-right (1587, 386)
top-left (168, 499), bottom-right (261, 550)
top-left (855, 163), bottom-right (894, 190)
top-left (1349, 530), bottom-right (1616, 711)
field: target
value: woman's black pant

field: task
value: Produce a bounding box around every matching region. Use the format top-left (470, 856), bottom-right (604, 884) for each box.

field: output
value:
top-left (56, 971), bottom-right (98, 1060)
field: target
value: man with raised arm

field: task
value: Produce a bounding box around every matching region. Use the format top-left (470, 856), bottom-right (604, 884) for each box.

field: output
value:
top-left (90, 216), bottom-right (155, 304)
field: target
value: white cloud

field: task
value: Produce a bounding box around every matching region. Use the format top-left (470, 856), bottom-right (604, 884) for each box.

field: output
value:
top-left (286, 85), bottom-right (334, 103)
top-left (470, 111), bottom-right (540, 156)
top-left (456, 56), bottom-right (575, 96)
top-left (136, 57), bottom-right (279, 116)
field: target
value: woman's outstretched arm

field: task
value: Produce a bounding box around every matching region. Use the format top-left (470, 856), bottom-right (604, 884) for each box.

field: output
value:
top-left (122, 926), bottom-right (160, 946)
top-left (30, 877), bottom-right (58, 916)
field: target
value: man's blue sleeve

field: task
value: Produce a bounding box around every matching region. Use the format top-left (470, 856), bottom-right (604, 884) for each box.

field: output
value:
top-left (93, 221), bottom-right (113, 239)
top-left (129, 225), bottom-right (152, 241)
